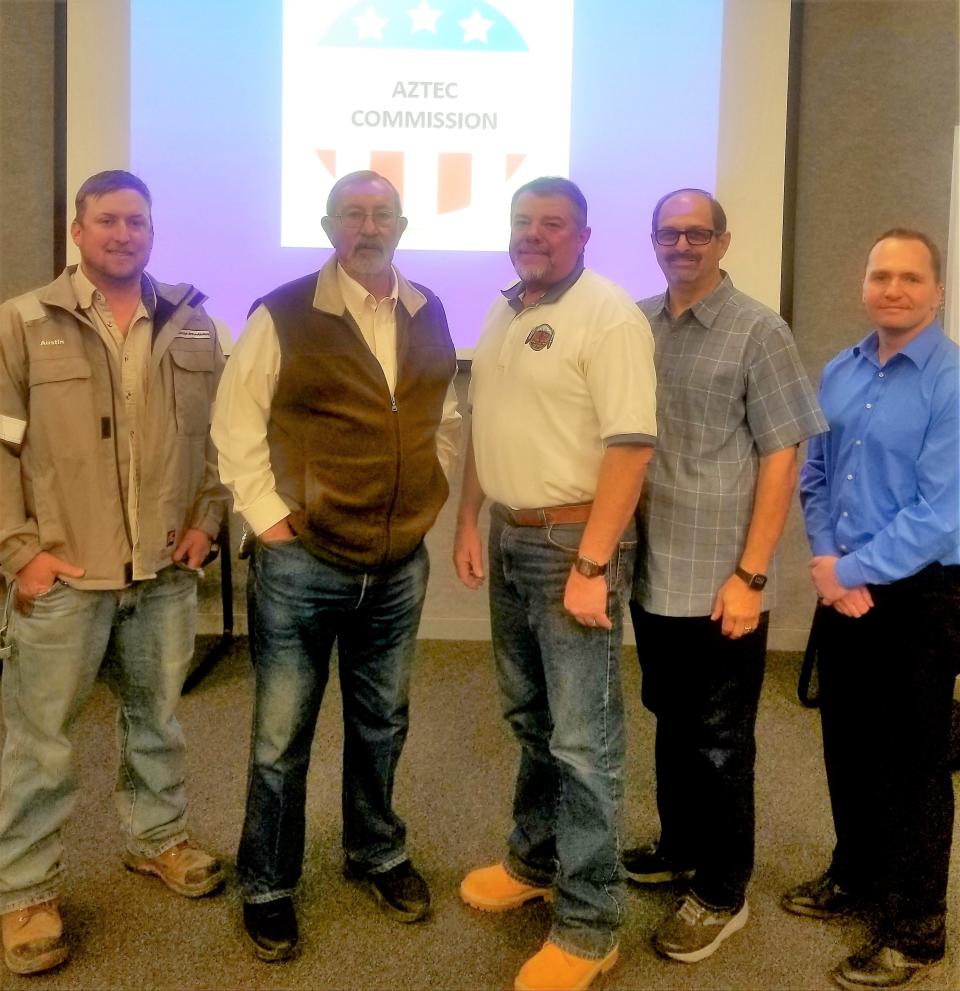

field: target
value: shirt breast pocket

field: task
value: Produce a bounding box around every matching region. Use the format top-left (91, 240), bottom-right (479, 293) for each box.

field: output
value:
top-left (169, 346), bottom-right (214, 436)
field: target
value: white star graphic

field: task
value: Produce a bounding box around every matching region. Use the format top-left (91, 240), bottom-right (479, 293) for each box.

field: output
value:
top-left (353, 6), bottom-right (388, 41)
top-left (459, 8), bottom-right (494, 44)
top-left (408, 0), bottom-right (441, 34)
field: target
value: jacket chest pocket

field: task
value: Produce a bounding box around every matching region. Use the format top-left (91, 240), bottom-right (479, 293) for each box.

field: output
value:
top-left (29, 355), bottom-right (92, 389)
top-left (169, 346), bottom-right (213, 436)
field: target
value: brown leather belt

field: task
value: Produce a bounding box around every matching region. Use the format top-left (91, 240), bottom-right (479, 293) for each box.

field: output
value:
top-left (506, 503), bottom-right (593, 526)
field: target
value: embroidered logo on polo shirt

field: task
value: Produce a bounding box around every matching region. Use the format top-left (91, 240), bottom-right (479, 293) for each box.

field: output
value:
top-left (525, 324), bottom-right (555, 351)
top-left (176, 328), bottom-right (211, 340)
top-left (39, 339), bottom-right (66, 347)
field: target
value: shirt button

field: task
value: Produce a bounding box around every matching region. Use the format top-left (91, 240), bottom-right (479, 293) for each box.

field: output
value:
top-left (842, 511), bottom-right (849, 517)
top-left (878, 372), bottom-right (885, 378)
top-left (865, 403), bottom-right (872, 409)
top-left (846, 474), bottom-right (854, 480)
top-left (855, 440), bottom-right (862, 446)
top-left (840, 544), bottom-right (848, 552)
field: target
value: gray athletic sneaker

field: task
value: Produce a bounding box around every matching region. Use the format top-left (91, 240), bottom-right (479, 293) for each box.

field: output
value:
top-left (653, 893), bottom-right (749, 963)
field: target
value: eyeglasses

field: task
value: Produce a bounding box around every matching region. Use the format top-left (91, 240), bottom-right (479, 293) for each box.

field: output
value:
top-left (334, 208), bottom-right (398, 231)
top-left (654, 228), bottom-right (720, 246)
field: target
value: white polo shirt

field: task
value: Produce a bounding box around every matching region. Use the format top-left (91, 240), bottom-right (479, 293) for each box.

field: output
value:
top-left (469, 265), bottom-right (657, 509)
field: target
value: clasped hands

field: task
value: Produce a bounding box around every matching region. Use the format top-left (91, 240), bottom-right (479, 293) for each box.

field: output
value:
top-left (809, 554), bottom-right (873, 618)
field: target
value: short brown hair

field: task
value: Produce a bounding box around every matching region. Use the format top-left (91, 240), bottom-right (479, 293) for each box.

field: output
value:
top-left (74, 170), bottom-right (152, 223)
top-left (510, 176), bottom-right (588, 229)
top-left (868, 228), bottom-right (942, 283)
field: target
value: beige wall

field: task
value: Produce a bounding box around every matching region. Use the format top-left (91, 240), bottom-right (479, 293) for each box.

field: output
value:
top-left (2, 1), bottom-right (958, 648)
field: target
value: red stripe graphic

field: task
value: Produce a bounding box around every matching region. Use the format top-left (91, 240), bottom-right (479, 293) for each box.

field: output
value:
top-left (438, 153), bottom-right (471, 214)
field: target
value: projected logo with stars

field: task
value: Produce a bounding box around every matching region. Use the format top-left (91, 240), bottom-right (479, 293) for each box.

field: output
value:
top-left (281, 0), bottom-right (573, 251)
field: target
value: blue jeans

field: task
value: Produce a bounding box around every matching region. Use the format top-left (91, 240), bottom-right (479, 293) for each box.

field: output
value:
top-left (0, 566), bottom-right (198, 912)
top-left (237, 538), bottom-right (428, 904)
top-left (488, 507), bottom-right (635, 958)
top-left (628, 604), bottom-right (767, 910)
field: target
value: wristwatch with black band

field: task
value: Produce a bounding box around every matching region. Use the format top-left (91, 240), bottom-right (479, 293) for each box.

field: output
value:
top-left (735, 565), bottom-right (767, 590)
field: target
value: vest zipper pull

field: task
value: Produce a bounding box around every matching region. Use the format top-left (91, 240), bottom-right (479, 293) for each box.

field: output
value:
top-left (390, 395), bottom-right (398, 412)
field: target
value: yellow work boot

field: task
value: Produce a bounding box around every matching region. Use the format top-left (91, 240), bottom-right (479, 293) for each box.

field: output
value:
top-left (514, 942), bottom-right (619, 991)
top-left (123, 839), bottom-right (224, 898)
top-left (460, 863), bottom-right (552, 912)
top-left (2, 899), bottom-right (69, 975)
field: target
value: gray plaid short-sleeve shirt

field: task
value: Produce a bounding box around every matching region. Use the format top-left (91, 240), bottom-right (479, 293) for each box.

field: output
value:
top-left (634, 274), bottom-right (826, 617)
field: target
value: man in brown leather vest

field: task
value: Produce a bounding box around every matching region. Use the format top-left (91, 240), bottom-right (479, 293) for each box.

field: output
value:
top-left (212, 170), bottom-right (459, 961)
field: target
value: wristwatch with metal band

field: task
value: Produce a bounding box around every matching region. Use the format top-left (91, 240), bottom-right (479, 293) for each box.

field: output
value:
top-left (574, 555), bottom-right (608, 578)
top-left (735, 565), bottom-right (767, 590)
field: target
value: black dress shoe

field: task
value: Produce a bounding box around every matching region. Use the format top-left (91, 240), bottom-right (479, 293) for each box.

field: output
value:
top-left (243, 897), bottom-right (298, 961)
top-left (345, 860), bottom-right (430, 922)
top-left (781, 870), bottom-right (859, 919)
top-left (832, 940), bottom-right (943, 990)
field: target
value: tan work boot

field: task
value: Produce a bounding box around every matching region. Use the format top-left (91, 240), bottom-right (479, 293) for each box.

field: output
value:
top-left (2, 899), bottom-right (69, 975)
top-left (460, 863), bottom-right (552, 912)
top-left (515, 941), bottom-right (619, 991)
top-left (123, 839), bottom-right (224, 897)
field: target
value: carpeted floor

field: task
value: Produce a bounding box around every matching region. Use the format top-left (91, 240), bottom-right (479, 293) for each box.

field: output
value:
top-left (0, 638), bottom-right (957, 990)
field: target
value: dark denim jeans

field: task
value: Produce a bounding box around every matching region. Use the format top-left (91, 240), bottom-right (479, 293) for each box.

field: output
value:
top-left (488, 506), bottom-right (635, 958)
top-left (237, 538), bottom-right (428, 904)
top-left (629, 604), bottom-right (767, 910)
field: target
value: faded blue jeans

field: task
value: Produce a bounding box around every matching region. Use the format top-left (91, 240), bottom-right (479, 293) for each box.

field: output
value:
top-left (237, 538), bottom-right (428, 904)
top-left (488, 506), bottom-right (635, 958)
top-left (0, 565), bottom-right (198, 912)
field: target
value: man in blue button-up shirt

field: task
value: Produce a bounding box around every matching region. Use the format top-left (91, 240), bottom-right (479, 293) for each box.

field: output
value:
top-left (784, 229), bottom-right (959, 991)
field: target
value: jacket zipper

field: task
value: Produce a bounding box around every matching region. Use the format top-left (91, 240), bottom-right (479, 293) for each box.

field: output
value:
top-left (380, 393), bottom-right (401, 567)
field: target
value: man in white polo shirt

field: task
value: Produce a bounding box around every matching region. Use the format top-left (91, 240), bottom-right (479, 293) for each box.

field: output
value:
top-left (454, 176), bottom-right (657, 991)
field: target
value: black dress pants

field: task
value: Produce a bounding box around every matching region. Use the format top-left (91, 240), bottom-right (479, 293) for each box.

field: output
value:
top-left (630, 605), bottom-right (768, 910)
top-left (817, 564), bottom-right (960, 959)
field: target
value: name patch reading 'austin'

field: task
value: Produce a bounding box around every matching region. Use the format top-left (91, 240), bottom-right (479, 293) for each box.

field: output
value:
top-left (525, 324), bottom-right (555, 351)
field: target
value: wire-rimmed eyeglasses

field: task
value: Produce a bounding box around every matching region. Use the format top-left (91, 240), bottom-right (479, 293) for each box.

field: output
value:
top-left (334, 209), bottom-right (398, 231)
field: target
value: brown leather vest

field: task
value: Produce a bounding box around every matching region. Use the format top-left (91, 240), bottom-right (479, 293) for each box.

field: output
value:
top-left (260, 268), bottom-right (456, 571)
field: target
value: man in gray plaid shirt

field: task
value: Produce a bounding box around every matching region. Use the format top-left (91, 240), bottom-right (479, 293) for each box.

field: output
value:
top-left (624, 189), bottom-right (825, 963)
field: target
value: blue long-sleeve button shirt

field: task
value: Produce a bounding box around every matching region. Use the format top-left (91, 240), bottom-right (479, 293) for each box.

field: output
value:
top-left (800, 321), bottom-right (959, 588)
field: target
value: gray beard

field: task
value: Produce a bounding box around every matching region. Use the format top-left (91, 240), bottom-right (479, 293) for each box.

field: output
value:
top-left (515, 259), bottom-right (550, 285)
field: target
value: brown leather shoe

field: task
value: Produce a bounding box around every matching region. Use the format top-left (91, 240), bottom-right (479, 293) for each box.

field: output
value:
top-left (832, 941), bottom-right (943, 990)
top-left (123, 839), bottom-right (224, 897)
top-left (2, 899), bottom-right (69, 975)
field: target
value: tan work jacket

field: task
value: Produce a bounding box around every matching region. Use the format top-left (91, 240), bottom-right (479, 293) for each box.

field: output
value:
top-left (0, 267), bottom-right (227, 588)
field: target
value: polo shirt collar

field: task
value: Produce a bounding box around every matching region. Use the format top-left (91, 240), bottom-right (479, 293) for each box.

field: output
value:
top-left (502, 257), bottom-right (585, 313)
top-left (854, 320), bottom-right (944, 370)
